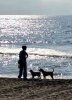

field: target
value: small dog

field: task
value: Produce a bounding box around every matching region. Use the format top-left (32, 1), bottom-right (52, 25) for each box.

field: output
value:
top-left (39, 68), bottom-right (54, 79)
top-left (30, 70), bottom-right (41, 79)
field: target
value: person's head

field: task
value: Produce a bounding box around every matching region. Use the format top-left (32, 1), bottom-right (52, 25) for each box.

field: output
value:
top-left (22, 46), bottom-right (27, 50)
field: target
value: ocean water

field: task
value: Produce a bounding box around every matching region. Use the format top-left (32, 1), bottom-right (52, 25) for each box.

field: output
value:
top-left (0, 15), bottom-right (72, 79)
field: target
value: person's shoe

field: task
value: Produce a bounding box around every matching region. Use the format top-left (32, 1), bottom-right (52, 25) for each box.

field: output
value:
top-left (23, 78), bottom-right (27, 80)
top-left (18, 76), bottom-right (21, 79)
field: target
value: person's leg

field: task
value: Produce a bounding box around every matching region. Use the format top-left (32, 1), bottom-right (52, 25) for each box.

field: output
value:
top-left (23, 63), bottom-right (27, 79)
top-left (23, 67), bottom-right (27, 79)
top-left (18, 67), bottom-right (23, 78)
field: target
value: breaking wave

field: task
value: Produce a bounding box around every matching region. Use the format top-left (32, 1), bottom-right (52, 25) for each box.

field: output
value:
top-left (0, 47), bottom-right (72, 58)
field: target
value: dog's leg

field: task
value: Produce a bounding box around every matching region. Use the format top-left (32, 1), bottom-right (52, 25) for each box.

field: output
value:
top-left (40, 75), bottom-right (41, 79)
top-left (44, 75), bottom-right (46, 79)
top-left (51, 74), bottom-right (53, 79)
top-left (32, 75), bottom-right (34, 79)
top-left (39, 75), bottom-right (41, 79)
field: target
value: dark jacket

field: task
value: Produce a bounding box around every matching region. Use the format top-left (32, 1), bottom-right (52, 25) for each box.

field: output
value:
top-left (18, 50), bottom-right (28, 65)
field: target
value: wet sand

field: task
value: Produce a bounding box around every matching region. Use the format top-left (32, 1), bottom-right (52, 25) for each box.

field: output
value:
top-left (0, 78), bottom-right (72, 100)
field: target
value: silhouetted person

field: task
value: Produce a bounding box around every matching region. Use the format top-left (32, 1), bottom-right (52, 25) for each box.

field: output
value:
top-left (18, 46), bottom-right (28, 79)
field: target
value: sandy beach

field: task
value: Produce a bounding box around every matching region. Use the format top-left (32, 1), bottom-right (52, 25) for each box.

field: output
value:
top-left (0, 78), bottom-right (72, 100)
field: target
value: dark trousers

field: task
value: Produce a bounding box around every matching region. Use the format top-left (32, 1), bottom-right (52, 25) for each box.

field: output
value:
top-left (18, 63), bottom-right (27, 79)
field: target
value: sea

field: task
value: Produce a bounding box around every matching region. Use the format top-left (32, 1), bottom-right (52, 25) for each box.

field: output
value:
top-left (0, 15), bottom-right (72, 79)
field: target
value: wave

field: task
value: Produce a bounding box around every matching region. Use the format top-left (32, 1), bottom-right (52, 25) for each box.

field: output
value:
top-left (28, 48), bottom-right (72, 58)
top-left (0, 47), bottom-right (72, 58)
top-left (29, 53), bottom-right (72, 58)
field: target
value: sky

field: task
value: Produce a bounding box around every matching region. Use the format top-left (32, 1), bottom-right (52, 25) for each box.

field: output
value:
top-left (0, 0), bottom-right (72, 15)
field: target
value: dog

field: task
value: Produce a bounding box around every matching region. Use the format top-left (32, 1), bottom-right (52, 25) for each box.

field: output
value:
top-left (30, 70), bottom-right (41, 79)
top-left (39, 68), bottom-right (54, 79)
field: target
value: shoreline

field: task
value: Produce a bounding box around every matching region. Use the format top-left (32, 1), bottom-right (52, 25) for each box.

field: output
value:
top-left (0, 78), bottom-right (72, 100)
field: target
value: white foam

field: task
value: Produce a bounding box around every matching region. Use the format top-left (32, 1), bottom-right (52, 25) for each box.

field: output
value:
top-left (0, 47), bottom-right (21, 54)
top-left (0, 47), bottom-right (72, 58)
top-left (28, 48), bottom-right (72, 58)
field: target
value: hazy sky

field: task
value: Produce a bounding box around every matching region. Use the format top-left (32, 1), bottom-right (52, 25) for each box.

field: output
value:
top-left (0, 0), bottom-right (72, 15)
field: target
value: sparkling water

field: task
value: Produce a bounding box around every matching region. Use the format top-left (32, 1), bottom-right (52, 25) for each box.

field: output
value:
top-left (0, 15), bottom-right (72, 79)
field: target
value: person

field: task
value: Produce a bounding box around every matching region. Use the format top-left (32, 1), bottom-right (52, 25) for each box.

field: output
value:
top-left (18, 45), bottom-right (28, 79)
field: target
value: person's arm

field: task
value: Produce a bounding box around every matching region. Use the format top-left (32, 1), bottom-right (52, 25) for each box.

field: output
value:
top-left (26, 52), bottom-right (28, 58)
